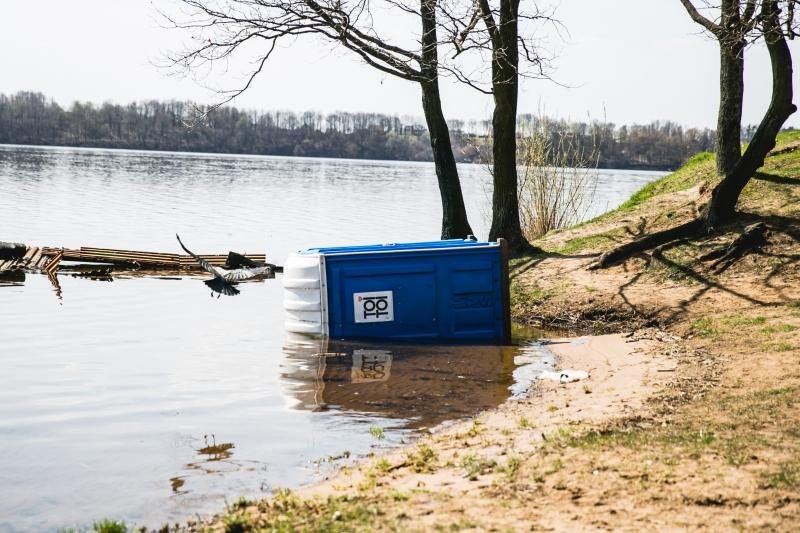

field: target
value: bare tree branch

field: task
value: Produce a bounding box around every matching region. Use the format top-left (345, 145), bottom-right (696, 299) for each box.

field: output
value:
top-left (679, 0), bottom-right (723, 34)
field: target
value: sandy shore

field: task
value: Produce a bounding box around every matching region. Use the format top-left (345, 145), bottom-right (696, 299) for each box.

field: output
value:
top-left (257, 332), bottom-right (676, 530)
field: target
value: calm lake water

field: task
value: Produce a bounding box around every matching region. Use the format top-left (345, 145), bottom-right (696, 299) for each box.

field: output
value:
top-left (0, 145), bottom-right (665, 531)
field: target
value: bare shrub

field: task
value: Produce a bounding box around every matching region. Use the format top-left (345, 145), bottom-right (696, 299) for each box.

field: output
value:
top-left (517, 124), bottom-right (599, 240)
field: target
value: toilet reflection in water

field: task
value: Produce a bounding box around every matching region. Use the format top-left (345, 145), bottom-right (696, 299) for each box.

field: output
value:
top-left (281, 336), bottom-right (525, 429)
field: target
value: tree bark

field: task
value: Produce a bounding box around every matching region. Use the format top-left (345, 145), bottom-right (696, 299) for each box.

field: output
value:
top-left (716, 21), bottom-right (745, 176)
top-left (420, 0), bottom-right (474, 239)
top-left (486, 0), bottom-right (536, 255)
top-left (702, 0), bottom-right (796, 230)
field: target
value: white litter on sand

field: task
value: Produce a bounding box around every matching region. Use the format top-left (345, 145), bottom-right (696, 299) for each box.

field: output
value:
top-left (538, 369), bottom-right (590, 383)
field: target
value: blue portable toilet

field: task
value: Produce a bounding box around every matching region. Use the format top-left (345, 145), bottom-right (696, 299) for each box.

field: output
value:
top-left (283, 239), bottom-right (511, 343)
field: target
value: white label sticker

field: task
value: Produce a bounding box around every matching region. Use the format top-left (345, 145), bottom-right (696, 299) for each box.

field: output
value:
top-left (351, 349), bottom-right (392, 382)
top-left (353, 291), bottom-right (394, 323)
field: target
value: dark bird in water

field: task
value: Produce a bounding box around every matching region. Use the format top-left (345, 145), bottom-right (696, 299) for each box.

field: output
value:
top-left (176, 234), bottom-right (274, 297)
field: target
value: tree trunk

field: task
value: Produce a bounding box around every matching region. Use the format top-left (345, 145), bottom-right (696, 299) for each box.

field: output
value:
top-left (702, 0), bottom-right (796, 230)
top-left (420, 0), bottom-right (473, 240)
top-left (591, 0), bottom-right (795, 270)
top-left (716, 35), bottom-right (744, 175)
top-left (487, 0), bottom-right (536, 255)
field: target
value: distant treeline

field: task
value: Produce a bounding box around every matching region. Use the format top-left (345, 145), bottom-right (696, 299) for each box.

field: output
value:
top-left (0, 91), bottom-right (717, 170)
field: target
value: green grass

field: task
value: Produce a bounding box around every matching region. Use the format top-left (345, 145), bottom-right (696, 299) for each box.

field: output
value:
top-left (509, 281), bottom-right (552, 315)
top-left (369, 425), bottom-right (385, 440)
top-left (775, 128), bottom-right (800, 144)
top-left (562, 387), bottom-right (797, 468)
top-left (563, 426), bottom-right (770, 465)
top-left (373, 458), bottom-right (392, 474)
top-left (761, 460), bottom-right (800, 489)
top-left (502, 457), bottom-right (522, 481)
top-left (216, 489), bottom-right (394, 532)
top-left (622, 152), bottom-right (714, 210)
top-left (579, 151), bottom-right (716, 227)
top-left (687, 314), bottom-right (794, 340)
top-left (730, 315), bottom-right (768, 326)
top-left (770, 342), bottom-right (796, 352)
top-left (762, 323), bottom-right (797, 335)
top-left (92, 521), bottom-right (127, 533)
top-left (223, 513), bottom-right (250, 533)
top-left (466, 418), bottom-right (483, 438)
top-left (553, 129), bottom-right (800, 238)
top-left (460, 454), bottom-right (497, 480)
top-left (690, 317), bottom-right (716, 337)
top-left (390, 490), bottom-right (409, 502)
top-left (407, 444), bottom-right (438, 473)
top-left (556, 230), bottom-right (623, 255)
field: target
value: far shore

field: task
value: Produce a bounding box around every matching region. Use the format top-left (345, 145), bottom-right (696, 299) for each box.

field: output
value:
top-left (0, 142), bottom-right (678, 172)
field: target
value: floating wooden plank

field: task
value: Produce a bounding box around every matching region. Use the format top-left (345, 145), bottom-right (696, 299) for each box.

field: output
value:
top-left (29, 248), bottom-right (43, 269)
top-left (44, 250), bottom-right (63, 275)
top-left (9, 243), bottom-right (271, 274)
top-left (81, 247), bottom-right (182, 262)
top-left (20, 247), bottom-right (37, 265)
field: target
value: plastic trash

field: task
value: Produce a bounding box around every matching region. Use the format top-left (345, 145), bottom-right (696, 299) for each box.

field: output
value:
top-left (538, 369), bottom-right (590, 383)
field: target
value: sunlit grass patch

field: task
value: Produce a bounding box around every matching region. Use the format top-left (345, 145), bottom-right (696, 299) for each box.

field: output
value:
top-left (728, 315), bottom-right (768, 326)
top-left (466, 418), bottom-right (483, 438)
top-left (509, 281), bottom-right (553, 315)
top-left (585, 151), bottom-right (715, 226)
top-left (373, 458), bottom-right (392, 475)
top-left (225, 489), bottom-right (394, 532)
top-left (761, 460), bottom-right (800, 489)
top-left (775, 129), bottom-right (800, 144)
top-left (390, 490), bottom-right (409, 502)
top-left (223, 513), bottom-right (251, 533)
top-left (761, 323), bottom-right (797, 335)
top-left (555, 230), bottom-right (626, 255)
top-left (460, 454), bottom-right (497, 480)
top-left (92, 521), bottom-right (127, 533)
top-left (769, 342), bottom-right (796, 352)
top-left (434, 518), bottom-right (478, 531)
top-left (561, 385), bottom-right (797, 467)
top-left (407, 444), bottom-right (437, 473)
top-left (502, 456), bottom-right (522, 482)
top-left (690, 317), bottom-right (717, 337)
top-left (687, 313), bottom-right (796, 344)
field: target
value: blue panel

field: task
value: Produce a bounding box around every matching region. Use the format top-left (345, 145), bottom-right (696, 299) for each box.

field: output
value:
top-left (305, 239), bottom-right (487, 256)
top-left (317, 240), bottom-right (508, 342)
top-left (451, 264), bottom-right (493, 294)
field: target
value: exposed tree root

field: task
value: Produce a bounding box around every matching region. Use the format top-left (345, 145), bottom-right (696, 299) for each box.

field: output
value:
top-left (589, 218), bottom-right (770, 274)
top-left (700, 222), bottom-right (768, 273)
top-left (589, 218), bottom-right (704, 270)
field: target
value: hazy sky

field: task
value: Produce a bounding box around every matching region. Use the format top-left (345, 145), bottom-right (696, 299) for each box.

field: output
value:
top-left (0, 1), bottom-right (796, 129)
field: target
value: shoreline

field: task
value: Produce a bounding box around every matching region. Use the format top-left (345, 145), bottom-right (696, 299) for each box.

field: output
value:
top-left (187, 331), bottom-right (677, 531)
